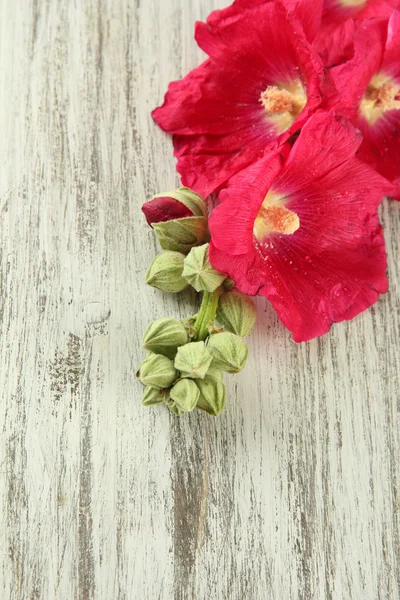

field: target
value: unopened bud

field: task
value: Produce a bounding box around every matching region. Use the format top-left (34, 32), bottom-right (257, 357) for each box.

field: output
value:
top-left (174, 341), bottom-right (213, 379)
top-left (207, 332), bottom-right (248, 374)
top-left (206, 366), bottom-right (224, 382)
top-left (216, 291), bottom-right (257, 337)
top-left (182, 243), bottom-right (226, 292)
top-left (169, 379), bottom-right (200, 415)
top-left (153, 217), bottom-right (209, 254)
top-left (143, 318), bottom-right (188, 359)
top-left (137, 353), bottom-right (177, 389)
top-left (142, 386), bottom-right (170, 406)
top-left (146, 251), bottom-right (188, 293)
top-left (196, 377), bottom-right (226, 416)
top-left (142, 187), bottom-right (206, 226)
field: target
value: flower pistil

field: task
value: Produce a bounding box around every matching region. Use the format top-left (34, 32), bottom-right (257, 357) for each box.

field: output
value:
top-left (360, 74), bottom-right (400, 125)
top-left (260, 81), bottom-right (307, 132)
top-left (253, 190), bottom-right (300, 242)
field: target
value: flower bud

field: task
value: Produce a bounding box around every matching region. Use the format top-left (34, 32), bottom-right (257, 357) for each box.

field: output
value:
top-left (216, 291), bottom-right (257, 337)
top-left (137, 353), bottom-right (177, 389)
top-left (143, 318), bottom-right (188, 359)
top-left (145, 251), bottom-right (188, 293)
top-left (153, 217), bottom-right (209, 254)
top-left (196, 377), bottom-right (226, 416)
top-left (169, 379), bottom-right (200, 415)
top-left (182, 243), bottom-right (226, 292)
top-left (142, 386), bottom-right (170, 406)
top-left (222, 278), bottom-right (235, 291)
top-left (181, 316), bottom-right (197, 340)
top-left (206, 366), bottom-right (224, 382)
top-left (174, 341), bottom-right (213, 379)
top-left (142, 187), bottom-right (206, 226)
top-left (207, 332), bottom-right (248, 374)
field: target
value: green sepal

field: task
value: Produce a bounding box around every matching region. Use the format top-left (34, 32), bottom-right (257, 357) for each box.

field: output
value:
top-left (196, 377), bottom-right (226, 416)
top-left (153, 217), bottom-right (209, 254)
top-left (169, 379), bottom-right (200, 415)
top-left (174, 341), bottom-right (213, 379)
top-left (146, 250), bottom-right (188, 293)
top-left (207, 332), bottom-right (248, 374)
top-left (216, 290), bottom-right (257, 337)
top-left (137, 353), bottom-right (177, 389)
top-left (142, 318), bottom-right (188, 359)
top-left (142, 386), bottom-right (170, 406)
top-left (182, 243), bottom-right (226, 292)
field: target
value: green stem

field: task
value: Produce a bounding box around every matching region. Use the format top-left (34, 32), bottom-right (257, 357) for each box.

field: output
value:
top-left (194, 288), bottom-right (220, 341)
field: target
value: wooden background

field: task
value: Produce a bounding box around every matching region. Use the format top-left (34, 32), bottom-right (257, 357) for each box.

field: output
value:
top-left (1, 1), bottom-right (399, 598)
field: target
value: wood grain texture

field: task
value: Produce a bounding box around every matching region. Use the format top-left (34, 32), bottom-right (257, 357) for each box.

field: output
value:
top-left (0, 1), bottom-right (399, 599)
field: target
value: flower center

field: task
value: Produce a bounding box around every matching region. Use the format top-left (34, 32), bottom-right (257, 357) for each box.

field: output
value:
top-left (339, 0), bottom-right (366, 7)
top-left (253, 191), bottom-right (300, 242)
top-left (259, 81), bottom-right (307, 133)
top-left (360, 74), bottom-right (400, 125)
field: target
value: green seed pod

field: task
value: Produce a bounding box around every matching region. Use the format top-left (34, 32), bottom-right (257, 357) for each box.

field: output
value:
top-left (169, 379), bottom-right (200, 415)
top-left (216, 291), bottom-right (257, 337)
top-left (137, 353), bottom-right (177, 389)
top-left (196, 377), bottom-right (226, 416)
top-left (207, 332), bottom-right (248, 374)
top-left (142, 386), bottom-right (170, 406)
top-left (153, 217), bottom-right (209, 254)
top-left (182, 243), bottom-right (226, 292)
top-left (145, 250), bottom-right (188, 293)
top-left (174, 341), bottom-right (213, 379)
top-left (143, 318), bottom-right (188, 359)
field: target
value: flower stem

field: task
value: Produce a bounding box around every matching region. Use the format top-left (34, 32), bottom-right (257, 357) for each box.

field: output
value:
top-left (194, 288), bottom-right (220, 341)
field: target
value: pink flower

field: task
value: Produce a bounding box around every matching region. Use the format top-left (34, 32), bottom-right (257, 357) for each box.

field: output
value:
top-left (330, 14), bottom-right (400, 198)
top-left (152, 0), bottom-right (333, 198)
top-left (208, 111), bottom-right (390, 342)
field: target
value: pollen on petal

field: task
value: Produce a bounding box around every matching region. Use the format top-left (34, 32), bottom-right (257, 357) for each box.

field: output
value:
top-left (360, 74), bottom-right (400, 125)
top-left (253, 191), bottom-right (300, 242)
top-left (259, 81), bottom-right (307, 132)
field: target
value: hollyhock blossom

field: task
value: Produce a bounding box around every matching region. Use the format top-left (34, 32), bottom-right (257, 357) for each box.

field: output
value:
top-left (152, 0), bottom-right (333, 198)
top-left (330, 14), bottom-right (400, 198)
top-left (208, 111), bottom-right (390, 342)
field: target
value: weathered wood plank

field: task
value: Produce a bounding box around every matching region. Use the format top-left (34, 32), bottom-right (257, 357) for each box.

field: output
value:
top-left (0, 1), bottom-right (399, 599)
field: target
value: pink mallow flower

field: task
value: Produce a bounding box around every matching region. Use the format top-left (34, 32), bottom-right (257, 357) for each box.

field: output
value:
top-left (208, 111), bottom-right (390, 342)
top-left (329, 13), bottom-right (400, 198)
top-left (152, 0), bottom-right (333, 198)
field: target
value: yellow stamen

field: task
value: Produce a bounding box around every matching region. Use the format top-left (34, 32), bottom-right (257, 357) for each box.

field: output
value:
top-left (259, 80), bottom-right (307, 133)
top-left (253, 191), bottom-right (300, 242)
top-left (339, 0), bottom-right (366, 7)
top-left (360, 74), bottom-right (400, 125)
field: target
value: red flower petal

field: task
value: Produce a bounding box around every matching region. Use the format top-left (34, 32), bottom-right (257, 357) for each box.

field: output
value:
top-left (321, 0), bottom-right (398, 29)
top-left (209, 111), bottom-right (389, 342)
top-left (314, 18), bottom-right (356, 67)
top-left (153, 1), bottom-right (333, 197)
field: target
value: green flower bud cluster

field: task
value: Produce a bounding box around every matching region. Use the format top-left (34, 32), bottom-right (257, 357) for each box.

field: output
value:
top-left (146, 242), bottom-right (227, 296)
top-left (138, 186), bottom-right (258, 417)
top-left (137, 290), bottom-right (256, 416)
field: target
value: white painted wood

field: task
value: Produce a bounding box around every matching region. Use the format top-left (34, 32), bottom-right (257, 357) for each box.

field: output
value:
top-left (0, 1), bottom-right (399, 599)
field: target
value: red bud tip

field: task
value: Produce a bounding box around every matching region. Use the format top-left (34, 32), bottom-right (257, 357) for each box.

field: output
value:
top-left (142, 197), bottom-right (193, 227)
